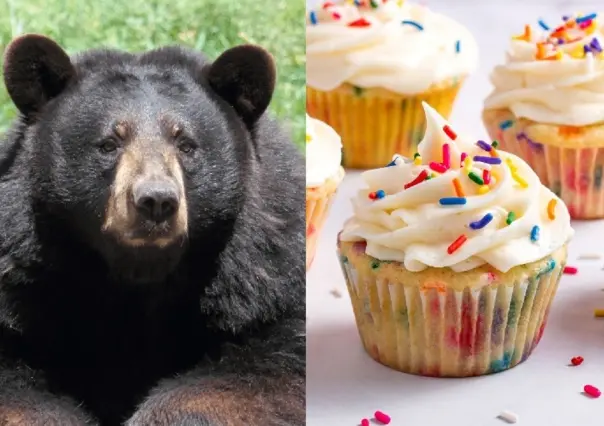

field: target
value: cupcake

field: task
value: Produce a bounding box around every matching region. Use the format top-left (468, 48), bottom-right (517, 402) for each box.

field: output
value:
top-left (337, 102), bottom-right (573, 377)
top-left (483, 12), bottom-right (604, 219)
top-left (306, 0), bottom-right (478, 169)
top-left (307, 114), bottom-right (345, 271)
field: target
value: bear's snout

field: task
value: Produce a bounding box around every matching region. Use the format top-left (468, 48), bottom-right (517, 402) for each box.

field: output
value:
top-left (133, 179), bottom-right (180, 223)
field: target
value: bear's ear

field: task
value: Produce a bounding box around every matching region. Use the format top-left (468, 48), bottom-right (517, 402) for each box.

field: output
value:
top-left (206, 44), bottom-right (276, 128)
top-left (3, 34), bottom-right (75, 116)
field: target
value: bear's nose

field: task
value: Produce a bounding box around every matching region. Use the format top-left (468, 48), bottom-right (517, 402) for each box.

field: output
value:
top-left (133, 181), bottom-right (180, 223)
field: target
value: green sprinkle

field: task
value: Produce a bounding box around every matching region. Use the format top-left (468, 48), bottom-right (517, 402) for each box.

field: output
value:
top-left (506, 211), bottom-right (516, 225)
top-left (353, 86), bottom-right (364, 97)
top-left (413, 152), bottom-right (420, 159)
top-left (340, 255), bottom-right (349, 264)
top-left (468, 171), bottom-right (484, 185)
top-left (492, 140), bottom-right (499, 148)
top-left (370, 0), bottom-right (379, 7)
top-left (425, 175), bottom-right (433, 180)
top-left (371, 260), bottom-right (380, 269)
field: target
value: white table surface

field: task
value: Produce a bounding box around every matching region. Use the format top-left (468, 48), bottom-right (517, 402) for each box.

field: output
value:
top-left (306, 1), bottom-right (604, 425)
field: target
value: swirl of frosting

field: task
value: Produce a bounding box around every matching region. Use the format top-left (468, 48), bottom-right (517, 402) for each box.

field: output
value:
top-left (340, 102), bottom-right (574, 273)
top-left (484, 13), bottom-right (604, 126)
top-left (306, 0), bottom-right (478, 94)
top-left (306, 114), bottom-right (343, 187)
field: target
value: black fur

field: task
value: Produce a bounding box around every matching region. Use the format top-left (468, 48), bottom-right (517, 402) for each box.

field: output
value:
top-left (0, 35), bottom-right (305, 425)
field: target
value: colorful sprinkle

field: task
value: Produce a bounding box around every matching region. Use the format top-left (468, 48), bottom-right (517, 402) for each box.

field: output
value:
top-left (368, 192), bottom-right (377, 200)
top-left (476, 140), bottom-right (492, 152)
top-left (455, 40), bottom-right (461, 53)
top-left (452, 178), bottom-right (465, 197)
top-left (401, 20), bottom-right (423, 31)
top-left (530, 225), bottom-right (540, 242)
top-left (506, 211), bottom-right (516, 225)
top-left (442, 144), bottom-right (451, 168)
top-left (374, 411), bottom-right (391, 425)
top-left (513, 24), bottom-right (532, 41)
top-left (439, 197), bottom-right (467, 206)
top-left (443, 125), bottom-right (457, 140)
top-left (499, 119), bottom-right (514, 130)
top-left (463, 157), bottom-right (473, 173)
top-left (563, 266), bottom-right (578, 275)
top-left (469, 213), bottom-right (493, 230)
top-left (478, 185), bottom-right (490, 194)
top-left (361, 419), bottom-right (370, 426)
top-left (332, 12), bottom-right (341, 20)
top-left (577, 13), bottom-right (597, 23)
top-left (414, 155), bottom-right (422, 165)
top-left (584, 384), bottom-right (601, 398)
top-left (538, 19), bottom-right (550, 31)
top-left (375, 189), bottom-right (385, 199)
top-left (413, 152), bottom-right (420, 158)
top-left (547, 199), bottom-right (557, 219)
top-left (491, 141), bottom-right (499, 148)
top-left (460, 152), bottom-right (468, 163)
top-left (594, 309), bottom-right (604, 317)
top-left (490, 148), bottom-right (500, 159)
top-left (429, 162), bottom-right (448, 174)
top-left (447, 235), bottom-right (468, 255)
top-left (309, 11), bottom-right (318, 25)
top-left (370, 0), bottom-right (379, 8)
top-left (468, 171), bottom-right (484, 186)
top-left (474, 155), bottom-right (502, 165)
top-left (571, 356), bottom-right (584, 366)
top-left (483, 169), bottom-right (491, 185)
top-left (404, 169), bottom-right (428, 189)
top-left (348, 18), bottom-right (371, 27)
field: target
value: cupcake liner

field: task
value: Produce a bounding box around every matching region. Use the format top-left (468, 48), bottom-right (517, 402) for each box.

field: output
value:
top-left (337, 240), bottom-right (566, 377)
top-left (306, 168), bottom-right (345, 270)
top-left (483, 108), bottom-right (604, 219)
top-left (307, 79), bottom-right (464, 169)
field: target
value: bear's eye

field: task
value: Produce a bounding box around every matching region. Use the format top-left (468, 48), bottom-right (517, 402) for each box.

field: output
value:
top-left (177, 140), bottom-right (196, 154)
top-left (99, 139), bottom-right (119, 154)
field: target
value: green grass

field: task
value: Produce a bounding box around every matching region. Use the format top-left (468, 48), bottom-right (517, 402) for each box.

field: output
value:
top-left (0, 0), bottom-right (305, 148)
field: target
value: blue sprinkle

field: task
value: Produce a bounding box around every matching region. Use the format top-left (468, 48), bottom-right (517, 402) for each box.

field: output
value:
top-left (499, 119), bottom-right (514, 130)
top-left (401, 20), bottom-right (424, 31)
top-left (562, 15), bottom-right (571, 21)
top-left (530, 225), bottom-right (540, 242)
top-left (387, 155), bottom-right (401, 167)
top-left (455, 40), bottom-right (461, 53)
top-left (538, 19), bottom-right (550, 31)
top-left (577, 13), bottom-right (597, 23)
top-left (469, 213), bottom-right (493, 230)
top-left (439, 197), bottom-right (467, 206)
top-left (473, 156), bottom-right (502, 165)
top-left (354, 0), bottom-right (362, 5)
top-left (375, 189), bottom-right (386, 199)
top-left (309, 11), bottom-right (318, 25)
top-left (476, 140), bottom-right (492, 152)
top-left (537, 259), bottom-right (556, 278)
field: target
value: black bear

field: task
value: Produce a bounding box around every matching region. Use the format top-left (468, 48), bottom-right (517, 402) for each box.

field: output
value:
top-left (0, 34), bottom-right (305, 425)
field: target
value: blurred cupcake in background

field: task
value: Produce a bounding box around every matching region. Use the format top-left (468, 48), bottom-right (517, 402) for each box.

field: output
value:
top-left (306, 114), bottom-right (345, 271)
top-left (483, 12), bottom-right (604, 219)
top-left (306, 0), bottom-right (478, 169)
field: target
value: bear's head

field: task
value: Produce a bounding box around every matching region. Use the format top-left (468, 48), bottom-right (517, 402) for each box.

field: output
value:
top-left (3, 34), bottom-right (276, 283)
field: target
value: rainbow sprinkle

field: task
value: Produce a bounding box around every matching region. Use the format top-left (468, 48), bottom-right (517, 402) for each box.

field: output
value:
top-left (401, 20), bottom-right (423, 31)
top-left (470, 213), bottom-right (493, 230)
top-left (404, 169), bottom-right (428, 189)
top-left (447, 234), bottom-right (467, 254)
top-left (429, 162), bottom-right (447, 173)
top-left (476, 140), bottom-right (492, 152)
top-left (499, 119), bottom-right (514, 130)
top-left (443, 125), bottom-right (457, 140)
top-left (442, 144), bottom-right (451, 168)
top-left (453, 178), bottom-right (465, 197)
top-left (547, 198), bottom-right (557, 219)
top-left (530, 225), bottom-right (540, 242)
top-left (439, 197), bottom-right (467, 206)
top-left (506, 211), bottom-right (516, 225)
top-left (478, 185), bottom-right (490, 194)
top-left (309, 11), bottom-right (318, 25)
top-left (474, 156), bottom-right (502, 165)
top-left (348, 17), bottom-right (372, 27)
top-left (483, 169), bottom-right (491, 185)
top-left (538, 19), bottom-right (550, 30)
top-left (468, 171), bottom-right (484, 186)
top-left (491, 141), bottom-right (499, 148)
top-left (455, 40), bottom-right (461, 53)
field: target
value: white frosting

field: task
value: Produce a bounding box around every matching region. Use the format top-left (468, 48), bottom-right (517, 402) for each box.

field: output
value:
top-left (341, 102), bottom-right (574, 273)
top-left (306, 114), bottom-right (343, 187)
top-left (306, 0), bottom-right (478, 94)
top-left (484, 14), bottom-right (604, 126)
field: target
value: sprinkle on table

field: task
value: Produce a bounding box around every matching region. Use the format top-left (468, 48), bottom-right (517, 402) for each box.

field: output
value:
top-left (404, 169), bottom-right (429, 189)
top-left (474, 155), bottom-right (502, 165)
top-left (547, 198), bottom-right (557, 219)
top-left (439, 197), bottom-right (467, 206)
top-left (443, 125), bottom-right (457, 140)
top-left (374, 411), bottom-right (391, 425)
top-left (401, 20), bottom-right (424, 31)
top-left (468, 171), bottom-right (484, 186)
top-left (506, 211), bottom-right (516, 225)
top-left (447, 234), bottom-right (468, 254)
top-left (571, 356), bottom-right (584, 366)
top-left (453, 178), bottom-right (465, 197)
top-left (499, 119), bottom-right (514, 130)
top-left (584, 384), bottom-right (601, 398)
top-left (563, 266), bottom-right (578, 275)
top-left (469, 213), bottom-right (493, 230)
top-left (476, 140), bottom-right (492, 152)
top-left (530, 225), bottom-right (540, 242)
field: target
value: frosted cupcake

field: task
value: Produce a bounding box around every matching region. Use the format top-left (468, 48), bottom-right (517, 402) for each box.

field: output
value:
top-left (483, 12), bottom-right (604, 219)
top-left (337, 102), bottom-right (573, 377)
top-left (306, 0), bottom-right (478, 169)
top-left (307, 114), bottom-right (345, 271)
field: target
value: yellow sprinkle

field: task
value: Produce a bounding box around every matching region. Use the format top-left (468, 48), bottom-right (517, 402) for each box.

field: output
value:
top-left (478, 185), bottom-right (490, 195)
top-left (413, 156), bottom-right (422, 165)
top-left (463, 158), bottom-right (473, 173)
top-left (594, 309), bottom-right (604, 318)
top-left (570, 45), bottom-right (585, 58)
top-left (547, 198), bottom-right (557, 220)
top-left (512, 173), bottom-right (529, 188)
top-left (545, 50), bottom-right (563, 61)
top-left (505, 158), bottom-right (518, 172)
top-left (306, 133), bottom-right (312, 143)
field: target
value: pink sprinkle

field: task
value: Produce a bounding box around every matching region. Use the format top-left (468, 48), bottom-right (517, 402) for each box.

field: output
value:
top-left (361, 419), bottom-right (370, 426)
top-left (461, 152), bottom-right (468, 163)
top-left (564, 266), bottom-right (578, 275)
top-left (483, 169), bottom-right (491, 185)
top-left (429, 162), bottom-right (448, 173)
top-left (584, 384), bottom-right (601, 398)
top-left (375, 411), bottom-right (391, 425)
top-left (332, 12), bottom-right (341, 20)
top-left (443, 143), bottom-right (451, 168)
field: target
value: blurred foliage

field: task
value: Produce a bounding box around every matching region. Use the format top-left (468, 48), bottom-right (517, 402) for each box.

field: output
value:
top-left (0, 0), bottom-right (305, 148)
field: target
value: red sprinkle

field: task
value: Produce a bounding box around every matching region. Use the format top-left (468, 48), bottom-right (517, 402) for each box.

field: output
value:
top-left (563, 266), bottom-right (578, 275)
top-left (447, 234), bottom-right (468, 255)
top-left (461, 152), bottom-right (468, 163)
top-left (348, 18), bottom-right (371, 27)
top-left (332, 12), bottom-right (341, 20)
top-left (361, 419), bottom-right (370, 426)
top-left (404, 169), bottom-right (429, 189)
top-left (323, 1), bottom-right (335, 8)
top-left (443, 143), bottom-right (451, 168)
top-left (368, 192), bottom-right (377, 200)
top-left (443, 125), bottom-right (457, 140)
top-left (571, 356), bottom-right (584, 366)
top-left (429, 162), bottom-right (448, 173)
top-left (374, 411), bottom-right (391, 425)
top-left (584, 384), bottom-right (601, 398)
top-left (483, 169), bottom-right (491, 185)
